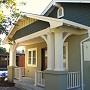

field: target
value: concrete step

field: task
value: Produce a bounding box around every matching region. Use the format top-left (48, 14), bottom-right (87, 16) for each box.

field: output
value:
top-left (14, 78), bottom-right (44, 90)
top-left (34, 86), bottom-right (45, 90)
top-left (15, 83), bottom-right (34, 90)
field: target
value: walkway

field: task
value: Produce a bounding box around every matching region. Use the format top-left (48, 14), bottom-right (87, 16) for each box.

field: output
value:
top-left (0, 87), bottom-right (21, 90)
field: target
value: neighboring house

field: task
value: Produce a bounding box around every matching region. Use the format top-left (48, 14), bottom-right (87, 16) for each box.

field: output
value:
top-left (3, 0), bottom-right (90, 90)
top-left (0, 53), bottom-right (25, 68)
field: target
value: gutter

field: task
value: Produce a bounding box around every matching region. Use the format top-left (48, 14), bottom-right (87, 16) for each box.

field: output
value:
top-left (80, 29), bottom-right (90, 90)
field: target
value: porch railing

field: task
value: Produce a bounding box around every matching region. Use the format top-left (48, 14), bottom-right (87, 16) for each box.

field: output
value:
top-left (14, 67), bottom-right (25, 81)
top-left (35, 70), bottom-right (45, 87)
top-left (67, 71), bottom-right (80, 89)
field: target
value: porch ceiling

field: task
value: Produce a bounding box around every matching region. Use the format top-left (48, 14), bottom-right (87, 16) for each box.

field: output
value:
top-left (18, 37), bottom-right (44, 46)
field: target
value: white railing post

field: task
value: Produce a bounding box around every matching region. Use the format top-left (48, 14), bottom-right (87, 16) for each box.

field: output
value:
top-left (35, 70), bottom-right (38, 86)
top-left (35, 70), bottom-right (45, 87)
top-left (19, 68), bottom-right (22, 81)
top-left (67, 72), bottom-right (80, 89)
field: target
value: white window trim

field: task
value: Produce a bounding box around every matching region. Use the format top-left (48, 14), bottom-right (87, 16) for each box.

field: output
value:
top-left (27, 48), bottom-right (37, 67)
top-left (63, 42), bottom-right (68, 70)
top-left (57, 7), bottom-right (64, 18)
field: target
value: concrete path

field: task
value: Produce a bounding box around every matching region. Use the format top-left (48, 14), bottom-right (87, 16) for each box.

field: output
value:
top-left (0, 87), bottom-right (21, 90)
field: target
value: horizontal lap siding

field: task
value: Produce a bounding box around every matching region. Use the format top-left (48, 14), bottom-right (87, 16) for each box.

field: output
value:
top-left (47, 3), bottom-right (90, 26)
top-left (13, 20), bottom-right (50, 40)
top-left (61, 3), bottom-right (90, 26)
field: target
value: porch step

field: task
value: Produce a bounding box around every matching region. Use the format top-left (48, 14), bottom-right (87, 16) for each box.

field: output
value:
top-left (33, 86), bottom-right (45, 90)
top-left (15, 83), bottom-right (33, 90)
top-left (14, 78), bottom-right (45, 90)
top-left (14, 78), bottom-right (34, 90)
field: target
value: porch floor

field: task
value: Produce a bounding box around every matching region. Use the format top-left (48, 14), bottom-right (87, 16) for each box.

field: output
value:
top-left (14, 77), bottom-right (44, 90)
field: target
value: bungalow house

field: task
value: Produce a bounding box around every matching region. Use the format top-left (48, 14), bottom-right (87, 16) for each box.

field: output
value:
top-left (3, 0), bottom-right (90, 90)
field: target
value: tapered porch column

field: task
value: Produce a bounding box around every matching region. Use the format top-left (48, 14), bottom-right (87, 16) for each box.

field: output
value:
top-left (9, 44), bottom-right (16, 66)
top-left (8, 43), bottom-right (17, 83)
top-left (47, 32), bottom-right (55, 70)
top-left (54, 30), bottom-right (64, 71)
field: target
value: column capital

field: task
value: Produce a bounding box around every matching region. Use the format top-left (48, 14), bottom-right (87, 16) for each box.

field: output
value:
top-left (52, 28), bottom-right (63, 34)
top-left (46, 31), bottom-right (54, 36)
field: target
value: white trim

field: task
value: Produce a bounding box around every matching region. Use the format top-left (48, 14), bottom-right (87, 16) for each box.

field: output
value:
top-left (63, 33), bottom-right (71, 42)
top-left (62, 19), bottom-right (89, 30)
top-left (21, 12), bottom-right (63, 28)
top-left (41, 35), bottom-right (47, 44)
top-left (15, 28), bottom-right (51, 43)
top-left (27, 48), bottom-right (37, 67)
top-left (54, 0), bottom-right (90, 3)
top-left (41, 0), bottom-right (54, 15)
top-left (41, 0), bottom-right (90, 16)
top-left (57, 7), bottom-right (64, 18)
top-left (63, 42), bottom-right (68, 70)
top-left (4, 17), bottom-right (89, 44)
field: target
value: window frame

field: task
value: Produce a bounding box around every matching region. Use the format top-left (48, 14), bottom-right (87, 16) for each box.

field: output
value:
top-left (27, 48), bottom-right (37, 67)
top-left (63, 42), bottom-right (68, 70)
top-left (57, 7), bottom-right (64, 18)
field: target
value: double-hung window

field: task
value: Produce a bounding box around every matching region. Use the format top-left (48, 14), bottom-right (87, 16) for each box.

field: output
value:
top-left (28, 48), bottom-right (37, 67)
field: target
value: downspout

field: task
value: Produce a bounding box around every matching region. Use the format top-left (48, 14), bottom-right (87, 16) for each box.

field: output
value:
top-left (80, 30), bottom-right (90, 90)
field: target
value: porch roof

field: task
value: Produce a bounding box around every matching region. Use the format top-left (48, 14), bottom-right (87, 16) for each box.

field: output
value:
top-left (3, 13), bottom-right (89, 44)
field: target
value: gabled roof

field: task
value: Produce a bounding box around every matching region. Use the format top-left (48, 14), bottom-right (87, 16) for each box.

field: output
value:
top-left (41, 0), bottom-right (90, 15)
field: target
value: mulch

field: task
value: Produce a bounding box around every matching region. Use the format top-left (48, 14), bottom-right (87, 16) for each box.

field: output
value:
top-left (0, 77), bottom-right (15, 87)
top-left (0, 77), bottom-right (22, 90)
top-left (0, 81), bottom-right (15, 87)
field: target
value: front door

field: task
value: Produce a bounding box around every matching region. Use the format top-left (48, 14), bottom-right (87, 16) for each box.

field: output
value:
top-left (41, 48), bottom-right (47, 71)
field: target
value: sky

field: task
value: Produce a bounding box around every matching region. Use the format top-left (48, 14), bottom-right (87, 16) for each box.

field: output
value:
top-left (0, 0), bottom-right (52, 51)
top-left (16, 0), bottom-right (52, 15)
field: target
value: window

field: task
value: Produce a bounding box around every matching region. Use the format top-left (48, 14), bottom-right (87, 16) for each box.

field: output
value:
top-left (57, 7), bottom-right (64, 18)
top-left (28, 48), bottom-right (37, 67)
top-left (63, 42), bottom-right (68, 70)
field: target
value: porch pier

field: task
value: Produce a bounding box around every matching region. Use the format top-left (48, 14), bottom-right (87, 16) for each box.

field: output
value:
top-left (44, 29), bottom-right (67, 90)
top-left (8, 44), bottom-right (17, 82)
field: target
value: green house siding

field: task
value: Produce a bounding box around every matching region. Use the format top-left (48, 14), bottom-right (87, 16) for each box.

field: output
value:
top-left (66, 34), bottom-right (88, 72)
top-left (61, 3), bottom-right (90, 26)
top-left (47, 3), bottom-right (90, 26)
top-left (48, 7), bottom-right (58, 18)
top-left (84, 61), bottom-right (90, 90)
top-left (65, 33), bottom-right (90, 90)
top-left (13, 20), bottom-right (50, 40)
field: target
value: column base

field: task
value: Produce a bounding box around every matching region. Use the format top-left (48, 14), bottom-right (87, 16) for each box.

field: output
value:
top-left (44, 70), bottom-right (67, 90)
top-left (7, 66), bottom-right (17, 83)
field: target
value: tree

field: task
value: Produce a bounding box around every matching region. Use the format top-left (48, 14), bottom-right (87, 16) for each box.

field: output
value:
top-left (0, 0), bottom-right (27, 35)
top-left (0, 47), bottom-right (7, 53)
top-left (0, 0), bottom-right (16, 34)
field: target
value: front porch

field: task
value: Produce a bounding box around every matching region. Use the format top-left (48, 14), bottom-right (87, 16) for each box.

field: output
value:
top-left (13, 67), bottom-right (80, 90)
top-left (4, 13), bottom-right (88, 90)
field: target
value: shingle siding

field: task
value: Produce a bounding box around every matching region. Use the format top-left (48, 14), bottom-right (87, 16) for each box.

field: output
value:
top-left (61, 3), bottom-right (90, 26)
top-left (48, 3), bottom-right (90, 26)
top-left (48, 7), bottom-right (58, 18)
top-left (13, 20), bottom-right (50, 40)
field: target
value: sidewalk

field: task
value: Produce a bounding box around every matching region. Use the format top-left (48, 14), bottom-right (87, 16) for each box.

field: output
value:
top-left (0, 87), bottom-right (21, 90)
